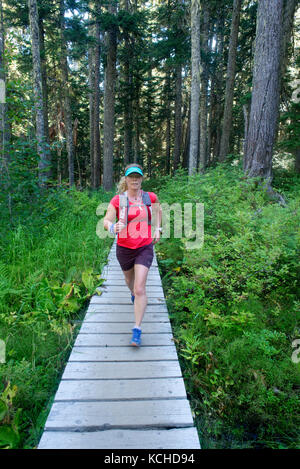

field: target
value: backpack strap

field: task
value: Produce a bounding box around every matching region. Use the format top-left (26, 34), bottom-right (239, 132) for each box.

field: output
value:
top-left (119, 191), bottom-right (129, 225)
top-left (119, 192), bottom-right (128, 209)
top-left (142, 191), bottom-right (152, 225)
top-left (119, 190), bottom-right (152, 226)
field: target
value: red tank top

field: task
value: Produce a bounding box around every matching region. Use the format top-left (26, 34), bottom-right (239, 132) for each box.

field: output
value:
top-left (110, 191), bottom-right (158, 249)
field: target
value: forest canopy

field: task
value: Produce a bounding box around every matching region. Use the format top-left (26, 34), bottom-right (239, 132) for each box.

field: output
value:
top-left (0, 0), bottom-right (299, 208)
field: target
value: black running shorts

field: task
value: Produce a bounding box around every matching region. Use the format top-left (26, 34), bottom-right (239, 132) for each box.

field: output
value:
top-left (116, 242), bottom-right (154, 271)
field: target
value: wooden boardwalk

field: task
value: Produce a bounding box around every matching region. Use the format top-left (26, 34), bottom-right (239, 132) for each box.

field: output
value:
top-left (38, 240), bottom-right (200, 449)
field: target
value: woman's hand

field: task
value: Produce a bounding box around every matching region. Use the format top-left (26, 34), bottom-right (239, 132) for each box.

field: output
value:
top-left (113, 221), bottom-right (126, 233)
top-left (152, 228), bottom-right (161, 244)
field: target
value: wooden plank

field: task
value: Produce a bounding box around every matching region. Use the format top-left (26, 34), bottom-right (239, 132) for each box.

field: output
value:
top-left (94, 290), bottom-right (165, 298)
top-left (38, 240), bottom-right (200, 450)
top-left (89, 297), bottom-right (166, 305)
top-left (44, 399), bottom-right (194, 431)
top-left (106, 266), bottom-right (159, 272)
top-left (87, 304), bottom-right (168, 313)
top-left (61, 361), bottom-right (182, 380)
top-left (83, 312), bottom-right (169, 322)
top-left (54, 378), bottom-right (187, 401)
top-left (103, 273), bottom-right (161, 279)
top-left (74, 333), bottom-right (174, 347)
top-left (97, 285), bottom-right (164, 292)
top-left (100, 279), bottom-right (163, 286)
top-left (38, 427), bottom-right (200, 449)
top-left (68, 345), bottom-right (178, 362)
top-left (79, 322), bottom-right (172, 334)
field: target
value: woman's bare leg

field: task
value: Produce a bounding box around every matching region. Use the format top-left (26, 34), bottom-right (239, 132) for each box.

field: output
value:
top-left (133, 263), bottom-right (149, 328)
top-left (122, 266), bottom-right (135, 295)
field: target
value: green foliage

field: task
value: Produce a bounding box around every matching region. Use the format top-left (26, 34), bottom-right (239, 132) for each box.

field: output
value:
top-left (155, 164), bottom-right (300, 448)
top-left (0, 382), bottom-right (21, 449)
top-left (0, 187), bottom-right (114, 448)
top-left (278, 55), bottom-right (300, 155)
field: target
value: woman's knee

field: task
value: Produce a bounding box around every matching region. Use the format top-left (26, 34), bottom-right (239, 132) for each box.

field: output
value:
top-left (134, 284), bottom-right (146, 296)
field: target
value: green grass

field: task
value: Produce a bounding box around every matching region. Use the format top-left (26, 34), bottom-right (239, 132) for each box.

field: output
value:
top-left (0, 186), bottom-right (114, 448)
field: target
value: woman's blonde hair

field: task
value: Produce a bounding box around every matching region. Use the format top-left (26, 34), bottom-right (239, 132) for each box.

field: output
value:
top-left (116, 163), bottom-right (144, 194)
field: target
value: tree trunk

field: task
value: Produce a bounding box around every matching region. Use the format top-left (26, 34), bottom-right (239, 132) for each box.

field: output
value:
top-left (38, 17), bottom-right (50, 157)
top-left (244, 0), bottom-right (283, 185)
top-left (173, 62), bottom-right (182, 172)
top-left (88, 5), bottom-right (95, 187)
top-left (28, 0), bottom-right (50, 188)
top-left (242, 102), bottom-right (250, 166)
top-left (103, 0), bottom-right (117, 191)
top-left (295, 147), bottom-right (300, 174)
top-left (165, 71), bottom-right (171, 175)
top-left (0, 0), bottom-right (12, 218)
top-left (208, 22), bottom-right (224, 165)
top-left (146, 66), bottom-right (153, 178)
top-left (93, 3), bottom-right (101, 189)
top-left (199, 3), bottom-right (209, 173)
top-left (60, 0), bottom-right (74, 187)
top-left (173, 0), bottom-right (183, 173)
top-left (73, 117), bottom-right (82, 188)
top-left (189, 0), bottom-right (201, 175)
top-left (280, 0), bottom-right (298, 86)
top-left (123, 0), bottom-right (133, 165)
top-left (219, 0), bottom-right (242, 162)
top-left (134, 85), bottom-right (141, 164)
top-left (182, 104), bottom-right (190, 169)
top-left (56, 102), bottom-right (63, 186)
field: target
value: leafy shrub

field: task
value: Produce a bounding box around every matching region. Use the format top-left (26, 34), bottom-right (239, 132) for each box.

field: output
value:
top-left (155, 164), bottom-right (300, 448)
top-left (0, 186), bottom-right (114, 448)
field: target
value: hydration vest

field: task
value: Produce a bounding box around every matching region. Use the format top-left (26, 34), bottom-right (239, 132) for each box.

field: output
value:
top-left (119, 190), bottom-right (152, 227)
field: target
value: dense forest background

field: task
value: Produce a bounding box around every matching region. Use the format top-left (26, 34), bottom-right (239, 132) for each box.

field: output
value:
top-left (0, 0), bottom-right (299, 208)
top-left (0, 0), bottom-right (299, 450)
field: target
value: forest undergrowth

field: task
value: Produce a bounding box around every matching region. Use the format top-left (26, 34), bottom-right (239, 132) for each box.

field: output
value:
top-left (150, 163), bottom-right (300, 449)
top-left (0, 161), bottom-right (299, 448)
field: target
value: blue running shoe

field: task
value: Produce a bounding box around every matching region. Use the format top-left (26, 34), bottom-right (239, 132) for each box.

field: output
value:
top-left (130, 328), bottom-right (142, 346)
top-left (131, 293), bottom-right (135, 304)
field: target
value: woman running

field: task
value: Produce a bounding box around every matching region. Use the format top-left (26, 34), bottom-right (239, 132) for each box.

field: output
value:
top-left (103, 163), bottom-right (162, 346)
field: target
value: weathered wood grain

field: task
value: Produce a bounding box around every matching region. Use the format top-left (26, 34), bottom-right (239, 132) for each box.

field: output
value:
top-left (38, 427), bottom-right (200, 449)
top-left (38, 240), bottom-right (200, 450)
top-left (44, 399), bottom-right (194, 431)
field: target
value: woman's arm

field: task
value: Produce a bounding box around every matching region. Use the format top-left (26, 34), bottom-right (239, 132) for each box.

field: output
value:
top-left (103, 203), bottom-right (126, 234)
top-left (103, 203), bottom-right (117, 233)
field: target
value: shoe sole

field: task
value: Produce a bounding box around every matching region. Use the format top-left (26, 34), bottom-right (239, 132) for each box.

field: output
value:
top-left (130, 341), bottom-right (140, 347)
